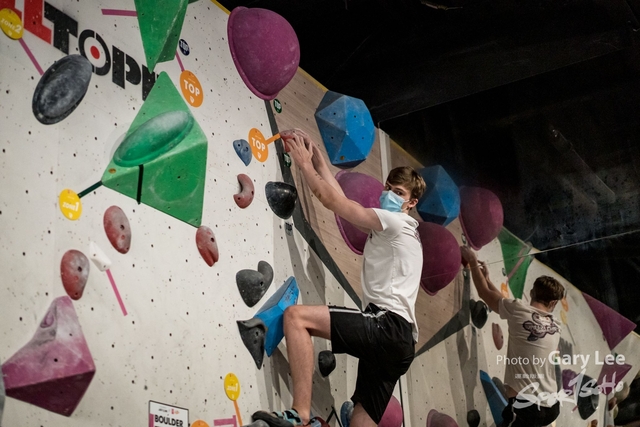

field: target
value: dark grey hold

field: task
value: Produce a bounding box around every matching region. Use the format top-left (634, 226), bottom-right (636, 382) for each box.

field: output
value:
top-left (466, 409), bottom-right (480, 427)
top-left (32, 55), bottom-right (93, 124)
top-left (237, 318), bottom-right (266, 370)
top-left (236, 269), bottom-right (268, 307)
top-left (318, 350), bottom-right (336, 377)
top-left (577, 374), bottom-right (599, 419)
top-left (492, 376), bottom-right (508, 400)
top-left (243, 421), bottom-right (270, 427)
top-left (257, 261), bottom-right (274, 289)
top-left (265, 182), bottom-right (297, 219)
top-left (470, 299), bottom-right (488, 329)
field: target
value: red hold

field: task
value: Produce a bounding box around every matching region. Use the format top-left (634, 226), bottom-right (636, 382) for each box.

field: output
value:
top-left (60, 250), bottom-right (90, 300)
top-left (196, 226), bottom-right (219, 267)
top-left (103, 206), bottom-right (131, 254)
top-left (234, 174), bottom-right (255, 208)
top-left (492, 323), bottom-right (504, 350)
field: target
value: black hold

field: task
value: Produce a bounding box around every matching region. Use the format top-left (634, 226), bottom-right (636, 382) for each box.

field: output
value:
top-left (237, 318), bottom-right (266, 370)
top-left (318, 350), bottom-right (336, 377)
top-left (236, 269), bottom-right (268, 308)
top-left (577, 374), bottom-right (599, 419)
top-left (258, 261), bottom-right (274, 289)
top-left (265, 181), bottom-right (297, 219)
top-left (470, 299), bottom-right (488, 329)
top-left (32, 55), bottom-right (92, 124)
top-left (492, 377), bottom-right (508, 400)
top-left (243, 420), bottom-right (270, 427)
top-left (466, 409), bottom-right (480, 427)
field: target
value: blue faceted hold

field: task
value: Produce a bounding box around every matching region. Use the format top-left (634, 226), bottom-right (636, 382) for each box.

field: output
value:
top-left (233, 139), bottom-right (252, 166)
top-left (254, 276), bottom-right (299, 356)
top-left (314, 91), bottom-right (375, 168)
top-left (416, 165), bottom-right (460, 226)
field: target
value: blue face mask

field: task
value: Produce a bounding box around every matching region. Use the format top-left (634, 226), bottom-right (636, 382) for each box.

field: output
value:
top-left (379, 190), bottom-right (407, 213)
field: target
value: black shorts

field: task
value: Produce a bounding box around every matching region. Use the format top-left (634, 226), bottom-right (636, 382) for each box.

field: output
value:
top-left (501, 397), bottom-right (560, 427)
top-left (329, 303), bottom-right (415, 424)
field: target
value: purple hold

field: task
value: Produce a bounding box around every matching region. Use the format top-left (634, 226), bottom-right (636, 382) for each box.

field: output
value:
top-left (334, 171), bottom-right (384, 254)
top-left (1, 296), bottom-right (96, 416)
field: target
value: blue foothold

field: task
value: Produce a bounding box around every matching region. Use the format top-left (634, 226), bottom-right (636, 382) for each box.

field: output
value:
top-left (234, 139), bottom-right (252, 166)
top-left (340, 401), bottom-right (354, 427)
top-left (254, 276), bottom-right (299, 356)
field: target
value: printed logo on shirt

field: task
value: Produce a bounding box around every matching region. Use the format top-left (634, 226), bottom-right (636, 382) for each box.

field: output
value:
top-left (522, 312), bottom-right (559, 341)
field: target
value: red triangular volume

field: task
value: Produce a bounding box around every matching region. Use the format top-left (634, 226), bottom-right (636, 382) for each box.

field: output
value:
top-left (1, 296), bottom-right (96, 416)
top-left (582, 293), bottom-right (637, 350)
top-left (598, 362), bottom-right (632, 396)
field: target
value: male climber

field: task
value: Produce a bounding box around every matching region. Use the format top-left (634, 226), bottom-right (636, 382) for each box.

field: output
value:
top-left (252, 129), bottom-right (426, 427)
top-left (460, 246), bottom-right (565, 427)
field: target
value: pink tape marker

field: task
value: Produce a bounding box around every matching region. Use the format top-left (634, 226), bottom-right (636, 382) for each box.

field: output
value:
top-left (101, 9), bottom-right (137, 16)
top-left (175, 51), bottom-right (185, 72)
top-left (214, 416), bottom-right (237, 427)
top-left (19, 38), bottom-right (44, 75)
top-left (106, 269), bottom-right (127, 316)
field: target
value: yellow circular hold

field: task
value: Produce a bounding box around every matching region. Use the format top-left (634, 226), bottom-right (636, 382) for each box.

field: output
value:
top-left (224, 372), bottom-right (241, 401)
top-left (59, 189), bottom-right (82, 220)
top-left (192, 421), bottom-right (210, 427)
top-left (180, 70), bottom-right (203, 107)
top-left (0, 8), bottom-right (23, 40)
top-left (249, 128), bottom-right (269, 163)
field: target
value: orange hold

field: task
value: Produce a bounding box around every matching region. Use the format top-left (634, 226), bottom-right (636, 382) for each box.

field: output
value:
top-left (196, 226), bottom-right (219, 267)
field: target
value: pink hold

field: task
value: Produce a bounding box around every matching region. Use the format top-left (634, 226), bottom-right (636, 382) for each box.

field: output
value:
top-left (426, 409), bottom-right (459, 427)
top-left (458, 186), bottom-right (503, 250)
top-left (60, 250), bottom-right (90, 300)
top-left (1, 296), bottom-right (96, 416)
top-left (492, 323), bottom-right (504, 350)
top-left (379, 396), bottom-right (403, 427)
top-left (234, 174), bottom-right (255, 209)
top-left (103, 205), bottom-right (131, 254)
top-left (196, 226), bottom-right (219, 267)
top-left (417, 222), bottom-right (460, 296)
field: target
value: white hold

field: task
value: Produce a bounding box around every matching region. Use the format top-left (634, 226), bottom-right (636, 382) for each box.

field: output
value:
top-left (89, 241), bottom-right (112, 272)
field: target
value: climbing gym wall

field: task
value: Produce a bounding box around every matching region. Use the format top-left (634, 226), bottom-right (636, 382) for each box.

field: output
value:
top-left (2, 1), bottom-right (640, 427)
top-left (0, 1), bottom-right (357, 426)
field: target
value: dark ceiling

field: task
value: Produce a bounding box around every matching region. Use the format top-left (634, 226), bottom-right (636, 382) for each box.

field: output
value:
top-left (219, 0), bottom-right (640, 330)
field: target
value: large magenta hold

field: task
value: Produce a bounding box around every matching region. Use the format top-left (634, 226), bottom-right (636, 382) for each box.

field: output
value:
top-left (1, 296), bottom-right (96, 416)
top-left (227, 7), bottom-right (300, 100)
top-left (417, 222), bottom-right (460, 295)
top-left (582, 292), bottom-right (636, 350)
top-left (103, 206), bottom-right (131, 254)
top-left (379, 396), bottom-right (403, 427)
top-left (334, 171), bottom-right (384, 255)
top-left (60, 250), bottom-right (90, 300)
top-left (459, 186), bottom-right (503, 250)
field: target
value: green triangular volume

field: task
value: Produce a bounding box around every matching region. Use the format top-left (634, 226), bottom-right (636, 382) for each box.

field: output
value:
top-left (498, 228), bottom-right (533, 299)
top-left (134, 0), bottom-right (189, 71)
top-left (101, 72), bottom-right (207, 227)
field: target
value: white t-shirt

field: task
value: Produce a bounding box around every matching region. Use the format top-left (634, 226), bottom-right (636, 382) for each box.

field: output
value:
top-left (499, 298), bottom-right (562, 407)
top-left (361, 208), bottom-right (422, 342)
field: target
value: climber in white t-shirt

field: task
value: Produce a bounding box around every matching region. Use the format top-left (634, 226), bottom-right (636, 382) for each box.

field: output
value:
top-left (460, 246), bottom-right (565, 427)
top-left (253, 129), bottom-right (426, 427)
